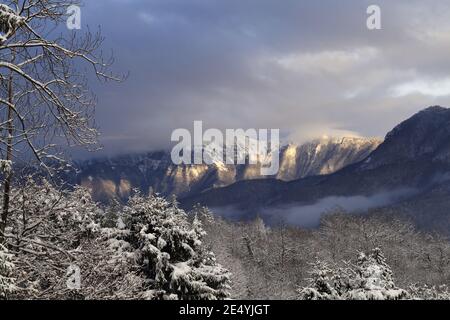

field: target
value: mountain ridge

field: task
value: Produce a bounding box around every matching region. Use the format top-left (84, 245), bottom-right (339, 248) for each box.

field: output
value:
top-left (180, 106), bottom-right (450, 233)
top-left (71, 137), bottom-right (381, 203)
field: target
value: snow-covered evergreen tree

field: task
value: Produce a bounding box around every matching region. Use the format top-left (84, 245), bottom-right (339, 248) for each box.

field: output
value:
top-left (0, 244), bottom-right (15, 299)
top-left (123, 194), bottom-right (231, 300)
top-left (299, 248), bottom-right (408, 300)
top-left (1, 179), bottom-right (231, 300)
top-left (298, 260), bottom-right (344, 300)
top-left (345, 248), bottom-right (408, 300)
top-left (191, 205), bottom-right (215, 226)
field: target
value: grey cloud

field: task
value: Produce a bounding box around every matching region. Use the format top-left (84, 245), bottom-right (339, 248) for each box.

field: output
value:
top-left (73, 0), bottom-right (450, 157)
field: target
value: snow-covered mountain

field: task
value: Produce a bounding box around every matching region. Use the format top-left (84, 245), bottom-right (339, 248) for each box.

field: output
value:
top-left (181, 106), bottom-right (450, 234)
top-left (72, 137), bottom-right (381, 203)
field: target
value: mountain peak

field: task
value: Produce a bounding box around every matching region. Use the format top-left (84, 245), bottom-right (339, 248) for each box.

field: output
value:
top-left (362, 106), bottom-right (450, 169)
top-left (420, 105), bottom-right (448, 113)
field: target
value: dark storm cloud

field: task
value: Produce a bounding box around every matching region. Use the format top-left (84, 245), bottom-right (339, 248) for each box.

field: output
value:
top-left (74, 0), bottom-right (450, 156)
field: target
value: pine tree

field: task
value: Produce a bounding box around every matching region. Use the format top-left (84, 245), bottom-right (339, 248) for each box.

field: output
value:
top-left (298, 248), bottom-right (408, 300)
top-left (345, 248), bottom-right (408, 300)
top-left (124, 194), bottom-right (231, 300)
top-left (0, 244), bottom-right (15, 299)
top-left (191, 205), bottom-right (215, 226)
top-left (298, 260), bottom-right (343, 300)
top-left (102, 199), bottom-right (123, 228)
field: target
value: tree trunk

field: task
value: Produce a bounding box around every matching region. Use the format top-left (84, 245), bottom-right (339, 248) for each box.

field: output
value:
top-left (0, 71), bottom-right (14, 241)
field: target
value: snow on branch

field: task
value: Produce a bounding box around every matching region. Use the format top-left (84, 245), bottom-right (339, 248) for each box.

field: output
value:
top-left (0, 4), bottom-right (24, 44)
top-left (0, 160), bottom-right (12, 175)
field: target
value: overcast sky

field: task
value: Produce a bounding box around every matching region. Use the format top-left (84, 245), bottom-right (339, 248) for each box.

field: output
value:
top-left (76, 0), bottom-right (450, 156)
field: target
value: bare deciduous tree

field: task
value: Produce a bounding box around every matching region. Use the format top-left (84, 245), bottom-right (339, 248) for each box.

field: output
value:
top-left (0, 0), bottom-right (122, 239)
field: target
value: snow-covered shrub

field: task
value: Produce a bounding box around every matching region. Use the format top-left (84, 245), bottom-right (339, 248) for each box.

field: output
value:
top-left (0, 178), bottom-right (122, 299)
top-left (6, 178), bottom-right (101, 245)
top-left (122, 194), bottom-right (231, 300)
top-left (408, 284), bottom-right (450, 300)
top-left (0, 244), bottom-right (15, 299)
top-left (298, 248), bottom-right (408, 300)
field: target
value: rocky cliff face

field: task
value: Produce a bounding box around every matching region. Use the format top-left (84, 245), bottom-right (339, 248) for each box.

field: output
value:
top-left (74, 137), bottom-right (381, 202)
top-left (279, 137), bottom-right (381, 180)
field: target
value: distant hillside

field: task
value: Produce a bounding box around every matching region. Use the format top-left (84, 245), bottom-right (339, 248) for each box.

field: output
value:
top-left (180, 106), bottom-right (450, 234)
top-left (71, 137), bottom-right (381, 203)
